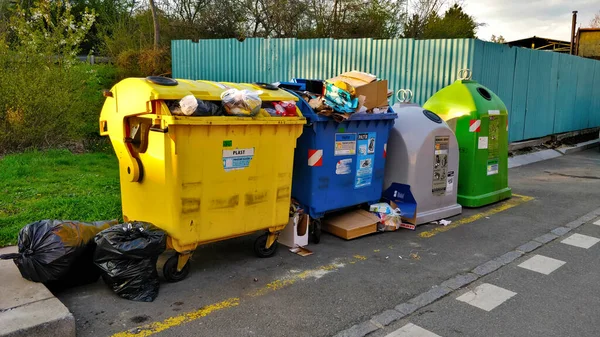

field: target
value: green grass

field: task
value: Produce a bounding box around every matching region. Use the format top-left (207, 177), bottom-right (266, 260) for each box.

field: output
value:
top-left (0, 150), bottom-right (122, 247)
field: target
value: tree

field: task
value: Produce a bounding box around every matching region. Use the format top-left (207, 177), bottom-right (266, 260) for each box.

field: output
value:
top-left (10, 0), bottom-right (96, 65)
top-left (302, 0), bottom-right (405, 39)
top-left (422, 4), bottom-right (479, 39)
top-left (401, 2), bottom-right (480, 39)
top-left (591, 11), bottom-right (600, 28)
top-left (490, 34), bottom-right (506, 43)
top-left (148, 0), bottom-right (159, 50)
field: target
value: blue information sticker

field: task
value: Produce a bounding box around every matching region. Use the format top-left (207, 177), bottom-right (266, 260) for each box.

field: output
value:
top-left (355, 132), bottom-right (376, 188)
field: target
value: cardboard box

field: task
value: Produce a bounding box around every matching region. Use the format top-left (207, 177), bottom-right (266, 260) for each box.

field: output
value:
top-left (322, 209), bottom-right (380, 240)
top-left (279, 213), bottom-right (309, 248)
top-left (327, 71), bottom-right (389, 110)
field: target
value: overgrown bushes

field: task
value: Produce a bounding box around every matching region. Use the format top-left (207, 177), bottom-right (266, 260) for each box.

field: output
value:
top-left (0, 1), bottom-right (118, 154)
top-left (0, 51), bottom-right (117, 153)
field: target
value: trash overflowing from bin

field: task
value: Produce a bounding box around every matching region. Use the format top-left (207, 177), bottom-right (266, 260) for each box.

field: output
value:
top-left (279, 71), bottom-right (391, 122)
top-left (0, 219), bottom-right (117, 285)
top-left (163, 80), bottom-right (301, 118)
top-left (167, 95), bottom-right (222, 116)
top-left (94, 222), bottom-right (167, 302)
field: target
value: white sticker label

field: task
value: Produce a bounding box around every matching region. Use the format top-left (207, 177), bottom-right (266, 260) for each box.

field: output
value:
top-left (334, 133), bottom-right (357, 156)
top-left (488, 109), bottom-right (500, 115)
top-left (487, 159), bottom-right (499, 176)
top-left (446, 170), bottom-right (455, 194)
top-left (358, 144), bottom-right (367, 156)
top-left (478, 136), bottom-right (489, 149)
top-left (223, 148), bottom-right (254, 171)
top-left (336, 159), bottom-right (352, 175)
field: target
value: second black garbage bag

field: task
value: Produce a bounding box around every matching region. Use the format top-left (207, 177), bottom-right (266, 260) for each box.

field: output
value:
top-left (94, 222), bottom-right (167, 302)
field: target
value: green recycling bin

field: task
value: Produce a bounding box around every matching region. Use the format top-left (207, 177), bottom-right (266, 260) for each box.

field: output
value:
top-left (423, 72), bottom-right (511, 207)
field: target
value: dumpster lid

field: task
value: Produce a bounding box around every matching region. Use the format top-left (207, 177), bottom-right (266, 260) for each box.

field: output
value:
top-left (112, 78), bottom-right (299, 102)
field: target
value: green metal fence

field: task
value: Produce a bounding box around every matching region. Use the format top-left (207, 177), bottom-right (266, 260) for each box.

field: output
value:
top-left (172, 38), bottom-right (600, 142)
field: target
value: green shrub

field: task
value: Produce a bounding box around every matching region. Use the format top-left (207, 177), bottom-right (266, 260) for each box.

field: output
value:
top-left (0, 0), bottom-right (120, 153)
top-left (115, 47), bottom-right (171, 78)
top-left (0, 54), bottom-right (118, 153)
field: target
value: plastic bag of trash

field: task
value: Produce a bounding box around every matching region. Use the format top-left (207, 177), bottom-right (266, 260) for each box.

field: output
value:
top-left (193, 99), bottom-right (221, 116)
top-left (377, 208), bottom-right (402, 232)
top-left (0, 220), bottom-right (117, 284)
top-left (178, 95), bottom-right (199, 115)
top-left (94, 222), bottom-right (166, 302)
top-left (221, 88), bottom-right (262, 116)
top-left (370, 202), bottom-right (394, 215)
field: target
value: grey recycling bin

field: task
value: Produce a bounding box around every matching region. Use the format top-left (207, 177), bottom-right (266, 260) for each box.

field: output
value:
top-left (383, 98), bottom-right (462, 225)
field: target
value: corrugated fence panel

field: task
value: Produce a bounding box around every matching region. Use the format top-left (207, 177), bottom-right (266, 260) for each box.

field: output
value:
top-left (172, 37), bottom-right (473, 106)
top-left (554, 53), bottom-right (579, 134)
top-left (590, 62), bottom-right (600, 128)
top-left (172, 38), bottom-right (599, 141)
top-left (574, 57), bottom-right (597, 130)
top-left (473, 40), bottom-right (518, 141)
top-left (523, 50), bottom-right (559, 139)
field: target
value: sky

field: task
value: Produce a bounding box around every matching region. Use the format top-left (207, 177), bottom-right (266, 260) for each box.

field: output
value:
top-left (461, 0), bottom-right (598, 42)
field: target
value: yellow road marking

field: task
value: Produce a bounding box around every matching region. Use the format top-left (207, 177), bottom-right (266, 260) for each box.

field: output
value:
top-left (248, 261), bottom-right (347, 297)
top-left (112, 256), bottom-right (368, 337)
top-left (111, 298), bottom-right (240, 337)
top-left (419, 194), bottom-right (534, 238)
top-left (112, 195), bottom-right (533, 336)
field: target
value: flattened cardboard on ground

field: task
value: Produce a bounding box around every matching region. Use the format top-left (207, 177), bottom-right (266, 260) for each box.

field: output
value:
top-left (322, 209), bottom-right (380, 240)
top-left (327, 71), bottom-right (389, 110)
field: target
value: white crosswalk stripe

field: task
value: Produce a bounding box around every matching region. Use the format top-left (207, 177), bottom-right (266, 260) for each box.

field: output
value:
top-left (456, 283), bottom-right (517, 312)
top-left (561, 233), bottom-right (600, 249)
top-left (518, 254), bottom-right (566, 275)
top-left (384, 323), bottom-right (442, 337)
top-left (593, 219), bottom-right (600, 226)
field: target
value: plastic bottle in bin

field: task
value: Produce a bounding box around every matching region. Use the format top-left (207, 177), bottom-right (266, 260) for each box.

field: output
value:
top-left (272, 101), bottom-right (298, 117)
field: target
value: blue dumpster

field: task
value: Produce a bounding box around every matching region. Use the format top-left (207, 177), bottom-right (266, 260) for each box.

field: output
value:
top-left (289, 92), bottom-right (397, 242)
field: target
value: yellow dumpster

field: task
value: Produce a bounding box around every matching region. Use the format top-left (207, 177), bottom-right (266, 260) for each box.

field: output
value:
top-left (99, 77), bottom-right (306, 281)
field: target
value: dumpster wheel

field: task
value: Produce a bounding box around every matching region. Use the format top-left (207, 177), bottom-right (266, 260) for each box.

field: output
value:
top-left (163, 254), bottom-right (191, 282)
top-left (254, 233), bottom-right (279, 258)
top-left (309, 219), bottom-right (322, 244)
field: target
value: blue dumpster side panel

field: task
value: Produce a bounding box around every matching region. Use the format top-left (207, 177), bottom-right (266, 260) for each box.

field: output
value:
top-left (291, 97), bottom-right (396, 219)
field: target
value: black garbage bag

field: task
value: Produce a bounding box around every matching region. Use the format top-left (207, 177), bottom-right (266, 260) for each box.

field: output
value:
top-left (0, 220), bottom-right (117, 284)
top-left (192, 99), bottom-right (221, 116)
top-left (94, 222), bottom-right (166, 302)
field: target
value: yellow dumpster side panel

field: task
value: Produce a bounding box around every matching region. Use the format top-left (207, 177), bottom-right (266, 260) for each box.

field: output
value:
top-left (118, 122), bottom-right (303, 248)
top-left (120, 127), bottom-right (173, 229)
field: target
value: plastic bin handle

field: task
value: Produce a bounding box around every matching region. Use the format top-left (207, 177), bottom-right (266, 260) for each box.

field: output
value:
top-left (458, 69), bottom-right (472, 80)
top-left (396, 89), bottom-right (413, 103)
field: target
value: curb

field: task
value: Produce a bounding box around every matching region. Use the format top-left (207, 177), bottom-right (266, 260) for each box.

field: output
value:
top-left (555, 139), bottom-right (600, 155)
top-left (0, 246), bottom-right (76, 337)
top-left (508, 138), bottom-right (599, 169)
top-left (508, 149), bottom-right (562, 169)
top-left (331, 206), bottom-right (600, 337)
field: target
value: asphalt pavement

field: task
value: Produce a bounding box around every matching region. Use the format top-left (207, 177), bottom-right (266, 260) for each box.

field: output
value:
top-left (55, 149), bottom-right (600, 337)
top-left (371, 216), bottom-right (600, 337)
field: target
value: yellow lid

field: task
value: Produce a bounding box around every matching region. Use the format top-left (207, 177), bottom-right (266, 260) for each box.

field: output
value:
top-left (112, 78), bottom-right (298, 102)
